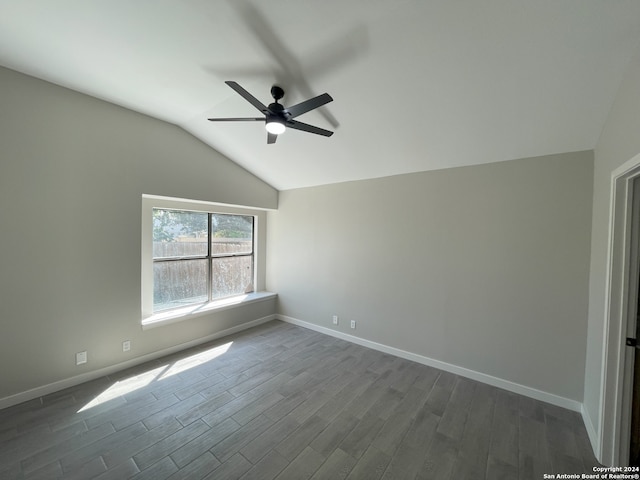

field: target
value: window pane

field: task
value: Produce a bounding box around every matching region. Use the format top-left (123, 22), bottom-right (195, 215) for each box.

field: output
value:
top-left (153, 209), bottom-right (208, 258)
top-left (211, 214), bottom-right (253, 255)
top-left (211, 256), bottom-right (254, 300)
top-left (154, 259), bottom-right (208, 311)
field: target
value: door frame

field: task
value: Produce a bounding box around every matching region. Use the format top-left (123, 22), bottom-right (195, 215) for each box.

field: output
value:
top-left (601, 152), bottom-right (640, 466)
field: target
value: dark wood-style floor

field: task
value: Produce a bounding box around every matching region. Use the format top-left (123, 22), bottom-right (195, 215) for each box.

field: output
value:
top-left (0, 320), bottom-right (599, 479)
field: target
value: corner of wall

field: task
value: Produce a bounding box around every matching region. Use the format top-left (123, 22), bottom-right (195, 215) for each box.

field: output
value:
top-left (581, 403), bottom-right (602, 464)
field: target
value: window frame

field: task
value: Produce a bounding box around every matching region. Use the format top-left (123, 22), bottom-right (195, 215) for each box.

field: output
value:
top-left (152, 209), bottom-right (255, 311)
top-left (141, 195), bottom-right (271, 327)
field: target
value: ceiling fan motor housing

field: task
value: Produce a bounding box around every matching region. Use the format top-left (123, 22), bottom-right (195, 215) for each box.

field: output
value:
top-left (267, 102), bottom-right (288, 121)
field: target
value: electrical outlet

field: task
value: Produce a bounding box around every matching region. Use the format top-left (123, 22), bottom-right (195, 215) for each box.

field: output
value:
top-left (350, 320), bottom-right (356, 329)
top-left (122, 340), bottom-right (131, 352)
top-left (76, 351), bottom-right (87, 365)
top-left (332, 315), bottom-right (339, 325)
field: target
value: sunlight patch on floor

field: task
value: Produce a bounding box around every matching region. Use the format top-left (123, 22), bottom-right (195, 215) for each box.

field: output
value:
top-left (158, 342), bottom-right (232, 380)
top-left (77, 341), bottom-right (233, 412)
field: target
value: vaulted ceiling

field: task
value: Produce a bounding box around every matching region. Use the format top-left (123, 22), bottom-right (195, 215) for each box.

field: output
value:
top-left (2, 0), bottom-right (640, 190)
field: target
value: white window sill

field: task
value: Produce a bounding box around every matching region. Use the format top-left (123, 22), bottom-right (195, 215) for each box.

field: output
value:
top-left (142, 291), bottom-right (277, 330)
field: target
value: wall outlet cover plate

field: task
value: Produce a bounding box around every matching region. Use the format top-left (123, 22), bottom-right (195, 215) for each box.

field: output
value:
top-left (76, 351), bottom-right (87, 365)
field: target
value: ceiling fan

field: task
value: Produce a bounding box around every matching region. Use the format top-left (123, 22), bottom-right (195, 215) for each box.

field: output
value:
top-left (208, 81), bottom-right (334, 144)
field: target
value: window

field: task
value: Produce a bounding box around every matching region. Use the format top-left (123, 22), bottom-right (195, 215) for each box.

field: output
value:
top-left (141, 195), bottom-right (273, 327)
top-left (152, 209), bottom-right (255, 312)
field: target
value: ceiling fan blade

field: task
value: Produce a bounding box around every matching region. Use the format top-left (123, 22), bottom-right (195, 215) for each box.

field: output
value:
top-left (267, 132), bottom-right (278, 144)
top-left (225, 81), bottom-right (269, 113)
top-left (286, 93), bottom-right (333, 119)
top-left (207, 117), bottom-right (264, 122)
top-left (287, 120), bottom-right (333, 137)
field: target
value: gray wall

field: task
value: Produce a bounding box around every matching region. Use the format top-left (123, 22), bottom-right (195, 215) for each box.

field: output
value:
top-left (584, 43), bottom-right (640, 458)
top-left (0, 66), bottom-right (278, 402)
top-left (267, 151), bottom-right (593, 402)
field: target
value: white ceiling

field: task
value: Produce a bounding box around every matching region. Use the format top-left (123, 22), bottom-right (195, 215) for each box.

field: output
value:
top-left (1, 1), bottom-right (640, 191)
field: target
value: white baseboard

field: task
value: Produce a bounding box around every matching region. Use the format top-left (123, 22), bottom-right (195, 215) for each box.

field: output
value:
top-left (581, 404), bottom-right (602, 463)
top-left (0, 315), bottom-right (276, 411)
top-left (278, 314), bottom-right (583, 413)
top-left (2, 312), bottom-right (588, 421)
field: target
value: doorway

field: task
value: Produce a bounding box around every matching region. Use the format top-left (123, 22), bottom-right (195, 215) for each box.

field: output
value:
top-left (600, 155), bottom-right (640, 467)
top-left (622, 177), bottom-right (640, 466)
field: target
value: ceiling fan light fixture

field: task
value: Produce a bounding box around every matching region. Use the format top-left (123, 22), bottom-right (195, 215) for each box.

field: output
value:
top-left (265, 119), bottom-right (286, 135)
